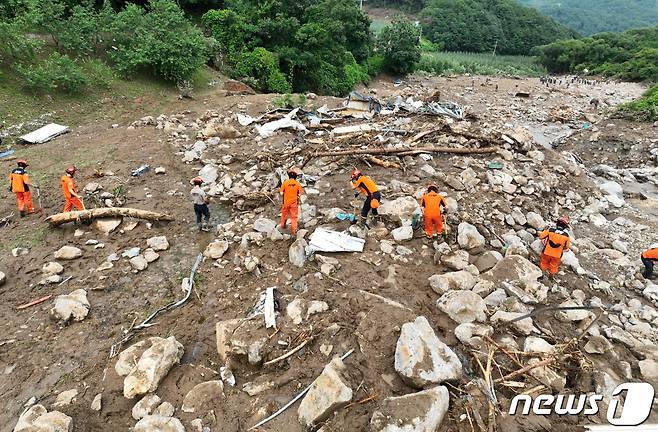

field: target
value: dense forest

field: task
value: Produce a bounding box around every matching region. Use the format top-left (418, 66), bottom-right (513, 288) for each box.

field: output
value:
top-left (0, 0), bottom-right (430, 95)
top-left (535, 26), bottom-right (658, 81)
top-left (421, 0), bottom-right (577, 55)
top-left (518, 0), bottom-right (658, 35)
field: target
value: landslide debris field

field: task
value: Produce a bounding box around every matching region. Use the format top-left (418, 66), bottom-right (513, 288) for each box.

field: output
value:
top-left (2, 75), bottom-right (658, 432)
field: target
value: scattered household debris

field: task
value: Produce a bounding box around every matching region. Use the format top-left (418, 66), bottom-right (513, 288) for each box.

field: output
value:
top-left (308, 228), bottom-right (365, 253)
top-left (18, 123), bottom-right (69, 144)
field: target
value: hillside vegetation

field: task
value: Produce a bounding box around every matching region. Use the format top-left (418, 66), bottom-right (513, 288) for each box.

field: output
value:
top-left (536, 26), bottom-right (658, 81)
top-left (519, 0), bottom-right (658, 35)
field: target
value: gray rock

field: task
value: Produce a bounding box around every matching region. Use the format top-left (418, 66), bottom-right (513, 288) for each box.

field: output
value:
top-left (43, 261), bottom-right (64, 275)
top-left (428, 271), bottom-right (477, 295)
top-left (370, 386), bottom-right (450, 432)
top-left (584, 336), bottom-right (613, 355)
top-left (378, 196), bottom-right (421, 224)
top-left (436, 290), bottom-right (487, 324)
top-left (90, 393), bottom-right (102, 412)
top-left (122, 247), bottom-right (140, 258)
top-left (287, 298), bottom-right (305, 325)
top-left (457, 223), bottom-right (485, 250)
top-left (182, 381), bottom-right (224, 413)
top-left (441, 249), bottom-right (470, 270)
top-left (524, 336), bottom-right (555, 354)
top-left (92, 218), bottom-right (122, 234)
top-left (253, 218), bottom-right (277, 234)
top-left (490, 311), bottom-right (534, 335)
top-left (454, 323), bottom-right (493, 348)
top-left (132, 394), bottom-right (162, 420)
top-left (0, 270), bottom-right (5, 286)
top-left (54, 246), bottom-right (82, 260)
top-left (298, 357), bottom-right (352, 428)
top-left (483, 255), bottom-right (542, 284)
top-left (154, 402), bottom-right (175, 417)
top-left (52, 389), bottom-right (78, 407)
top-left (143, 248), bottom-right (160, 263)
top-left (13, 405), bottom-right (72, 432)
top-left (147, 236), bottom-right (169, 251)
top-left (474, 251), bottom-right (503, 273)
top-left (391, 226), bottom-right (414, 242)
top-left (130, 255), bottom-right (149, 271)
top-left (204, 241), bottom-right (229, 259)
top-left (394, 316), bottom-right (462, 388)
top-left (639, 359), bottom-right (658, 381)
top-left (134, 416), bottom-right (185, 432)
top-left (525, 212), bottom-right (545, 230)
top-left (198, 164), bottom-right (219, 184)
top-left (289, 239), bottom-right (308, 267)
top-left (123, 336), bottom-right (184, 399)
top-left (51, 289), bottom-right (90, 323)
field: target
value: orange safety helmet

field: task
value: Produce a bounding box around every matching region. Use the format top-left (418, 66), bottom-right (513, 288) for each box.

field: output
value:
top-left (17, 159), bottom-right (28, 167)
top-left (65, 165), bottom-right (77, 175)
top-left (192, 176), bottom-right (204, 185)
top-left (351, 169), bottom-right (362, 180)
top-left (556, 216), bottom-right (570, 228)
top-left (427, 183), bottom-right (439, 192)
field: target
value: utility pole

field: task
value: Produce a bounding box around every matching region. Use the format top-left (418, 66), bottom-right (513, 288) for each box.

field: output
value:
top-left (492, 39), bottom-right (498, 56)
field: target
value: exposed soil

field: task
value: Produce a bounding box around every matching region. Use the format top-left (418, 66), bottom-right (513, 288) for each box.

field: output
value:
top-left (1, 75), bottom-right (657, 432)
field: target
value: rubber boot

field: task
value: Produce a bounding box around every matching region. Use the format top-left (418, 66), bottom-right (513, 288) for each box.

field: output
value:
top-left (358, 216), bottom-right (369, 229)
top-left (196, 222), bottom-right (203, 232)
top-left (20, 210), bottom-right (26, 218)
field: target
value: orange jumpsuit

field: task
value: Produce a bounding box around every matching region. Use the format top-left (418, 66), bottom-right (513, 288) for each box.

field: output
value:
top-left (539, 228), bottom-right (571, 275)
top-left (280, 178), bottom-right (303, 233)
top-left (9, 168), bottom-right (34, 214)
top-left (61, 175), bottom-right (84, 212)
top-left (420, 191), bottom-right (446, 238)
top-left (351, 175), bottom-right (381, 217)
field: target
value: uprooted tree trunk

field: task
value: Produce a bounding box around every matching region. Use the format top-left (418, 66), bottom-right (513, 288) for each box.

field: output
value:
top-left (45, 207), bottom-right (174, 227)
top-left (302, 146), bottom-right (498, 168)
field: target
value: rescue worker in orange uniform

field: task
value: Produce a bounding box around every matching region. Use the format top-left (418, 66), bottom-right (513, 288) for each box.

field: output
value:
top-left (538, 216), bottom-right (571, 276)
top-left (351, 169), bottom-right (381, 227)
top-left (280, 168), bottom-right (304, 234)
top-left (8, 160), bottom-right (34, 217)
top-left (641, 245), bottom-right (658, 279)
top-left (60, 166), bottom-right (85, 212)
top-left (420, 184), bottom-right (447, 239)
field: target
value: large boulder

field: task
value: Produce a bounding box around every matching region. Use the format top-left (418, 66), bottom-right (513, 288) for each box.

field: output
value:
top-left (13, 405), bottom-right (72, 432)
top-left (93, 218), bottom-right (122, 234)
top-left (428, 271), bottom-right (477, 295)
top-left (147, 236), bottom-right (169, 251)
top-left (457, 223), bottom-right (485, 250)
top-left (54, 246), bottom-right (82, 260)
top-left (436, 290), bottom-right (487, 324)
top-left (122, 336), bottom-right (184, 399)
top-left (298, 357), bottom-right (352, 428)
top-left (43, 262), bottom-right (64, 275)
top-left (289, 239), bottom-right (308, 267)
top-left (198, 164), bottom-right (219, 184)
top-left (394, 316), bottom-right (462, 388)
top-left (134, 416), bottom-right (185, 432)
top-left (370, 386), bottom-right (450, 432)
top-left (253, 218), bottom-right (277, 234)
top-left (132, 394), bottom-right (161, 420)
top-left (378, 196), bottom-right (421, 225)
top-left (215, 319), bottom-right (269, 366)
top-left (50, 289), bottom-right (90, 323)
top-left (525, 212), bottom-right (545, 230)
top-left (440, 250), bottom-right (470, 271)
top-left (474, 251), bottom-right (503, 273)
top-left (483, 255), bottom-right (542, 284)
top-left (204, 241), bottom-right (229, 259)
top-left (391, 226), bottom-right (414, 242)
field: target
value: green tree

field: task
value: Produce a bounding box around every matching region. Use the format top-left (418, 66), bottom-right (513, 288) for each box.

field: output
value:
top-left (377, 17), bottom-right (421, 75)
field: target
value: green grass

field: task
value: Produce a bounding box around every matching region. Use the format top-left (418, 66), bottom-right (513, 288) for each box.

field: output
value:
top-left (4, 224), bottom-right (49, 252)
top-left (417, 51), bottom-right (547, 77)
top-left (618, 84), bottom-right (658, 121)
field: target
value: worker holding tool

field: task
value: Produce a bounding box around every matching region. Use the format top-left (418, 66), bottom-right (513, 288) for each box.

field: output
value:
top-left (641, 244), bottom-right (658, 279)
top-left (420, 184), bottom-right (447, 240)
top-left (538, 216), bottom-right (571, 276)
top-left (60, 166), bottom-right (85, 212)
top-left (8, 160), bottom-right (34, 217)
top-left (351, 169), bottom-right (381, 227)
top-left (280, 167), bottom-right (304, 234)
top-left (190, 176), bottom-right (210, 231)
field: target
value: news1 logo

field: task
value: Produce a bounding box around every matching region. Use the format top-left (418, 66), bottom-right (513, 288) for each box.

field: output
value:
top-left (509, 382), bottom-right (655, 427)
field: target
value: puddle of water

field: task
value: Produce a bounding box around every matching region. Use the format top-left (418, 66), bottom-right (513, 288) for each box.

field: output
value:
top-left (523, 123), bottom-right (574, 149)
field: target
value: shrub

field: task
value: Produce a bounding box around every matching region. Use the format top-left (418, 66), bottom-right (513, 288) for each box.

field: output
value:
top-left (18, 52), bottom-right (88, 93)
top-left (377, 17), bottom-right (421, 75)
top-left (108, 0), bottom-right (208, 83)
top-left (233, 47), bottom-right (292, 94)
top-left (272, 93), bottom-right (307, 108)
top-left (618, 84), bottom-right (658, 121)
top-left (366, 54), bottom-right (385, 76)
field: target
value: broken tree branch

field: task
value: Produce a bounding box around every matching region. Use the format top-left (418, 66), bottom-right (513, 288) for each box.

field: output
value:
top-left (17, 295), bottom-right (53, 310)
top-left (45, 207), bottom-right (174, 227)
top-left (494, 357), bottom-right (558, 383)
top-left (365, 155), bottom-right (401, 169)
top-left (263, 337), bottom-right (313, 366)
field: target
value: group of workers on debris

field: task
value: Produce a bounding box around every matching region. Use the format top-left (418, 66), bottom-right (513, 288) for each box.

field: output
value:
top-left (8, 160), bottom-right (84, 217)
top-left (7, 158), bottom-right (658, 280)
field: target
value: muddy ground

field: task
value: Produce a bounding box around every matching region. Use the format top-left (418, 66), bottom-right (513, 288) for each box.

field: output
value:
top-left (1, 74), bottom-right (657, 432)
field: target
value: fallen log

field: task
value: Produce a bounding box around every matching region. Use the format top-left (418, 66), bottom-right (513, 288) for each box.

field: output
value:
top-left (310, 146), bottom-right (497, 158)
top-left (45, 207), bottom-right (174, 227)
top-left (365, 155), bottom-right (401, 169)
